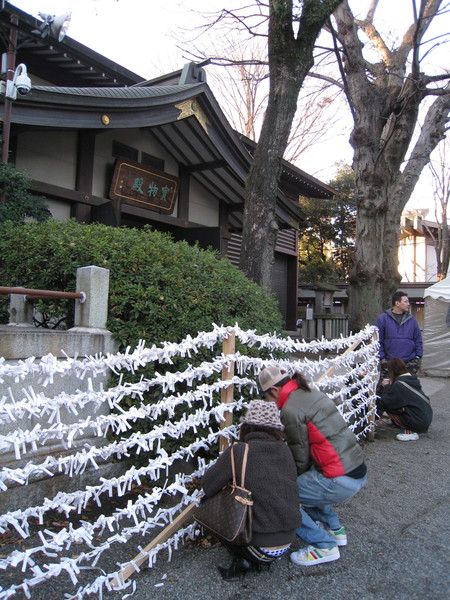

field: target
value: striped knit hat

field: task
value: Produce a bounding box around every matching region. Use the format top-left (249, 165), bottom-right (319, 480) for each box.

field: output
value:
top-left (241, 399), bottom-right (284, 430)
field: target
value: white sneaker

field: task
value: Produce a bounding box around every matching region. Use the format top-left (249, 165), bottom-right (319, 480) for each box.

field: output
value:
top-left (290, 545), bottom-right (340, 566)
top-left (396, 430), bottom-right (419, 441)
top-left (326, 526), bottom-right (347, 546)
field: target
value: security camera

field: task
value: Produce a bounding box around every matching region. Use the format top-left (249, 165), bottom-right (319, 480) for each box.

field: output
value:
top-left (3, 64), bottom-right (32, 99)
top-left (14, 64), bottom-right (31, 96)
top-left (15, 76), bottom-right (31, 95)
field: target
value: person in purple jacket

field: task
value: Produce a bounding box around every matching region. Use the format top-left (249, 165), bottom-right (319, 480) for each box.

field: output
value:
top-left (375, 291), bottom-right (423, 409)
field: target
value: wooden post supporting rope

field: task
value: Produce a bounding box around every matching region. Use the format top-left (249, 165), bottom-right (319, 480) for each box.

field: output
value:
top-left (314, 338), bottom-right (377, 442)
top-left (366, 331), bottom-right (379, 442)
top-left (111, 331), bottom-right (237, 588)
top-left (219, 330), bottom-right (236, 453)
top-left (314, 339), bottom-right (361, 383)
top-left (110, 502), bottom-right (197, 588)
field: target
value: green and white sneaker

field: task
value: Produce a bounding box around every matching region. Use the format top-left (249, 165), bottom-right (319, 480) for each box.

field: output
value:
top-left (326, 526), bottom-right (347, 546)
top-left (290, 545), bottom-right (340, 566)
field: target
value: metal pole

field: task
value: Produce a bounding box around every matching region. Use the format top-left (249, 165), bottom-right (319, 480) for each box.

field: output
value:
top-left (0, 286), bottom-right (85, 300)
top-left (1, 14), bottom-right (18, 164)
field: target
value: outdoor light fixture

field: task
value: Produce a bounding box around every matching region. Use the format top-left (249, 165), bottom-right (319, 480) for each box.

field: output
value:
top-left (3, 63), bottom-right (31, 99)
top-left (0, 7), bottom-right (70, 163)
top-left (32, 11), bottom-right (71, 42)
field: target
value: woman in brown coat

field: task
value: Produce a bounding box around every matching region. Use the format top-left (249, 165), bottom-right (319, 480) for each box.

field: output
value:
top-left (201, 400), bottom-right (301, 580)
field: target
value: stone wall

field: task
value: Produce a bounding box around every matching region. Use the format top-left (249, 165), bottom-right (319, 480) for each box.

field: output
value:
top-left (0, 266), bottom-right (123, 511)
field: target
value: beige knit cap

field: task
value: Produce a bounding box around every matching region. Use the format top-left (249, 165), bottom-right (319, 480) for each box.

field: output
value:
top-left (241, 399), bottom-right (284, 430)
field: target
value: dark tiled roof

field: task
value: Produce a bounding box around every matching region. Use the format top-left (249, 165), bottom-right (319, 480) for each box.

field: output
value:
top-left (32, 84), bottom-right (201, 98)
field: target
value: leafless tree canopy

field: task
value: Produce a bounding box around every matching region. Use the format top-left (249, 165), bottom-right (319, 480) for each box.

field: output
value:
top-left (179, 1), bottom-right (449, 328)
top-left (326, 0), bottom-right (450, 328)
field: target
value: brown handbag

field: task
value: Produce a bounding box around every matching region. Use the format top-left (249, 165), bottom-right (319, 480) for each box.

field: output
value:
top-left (193, 443), bottom-right (253, 545)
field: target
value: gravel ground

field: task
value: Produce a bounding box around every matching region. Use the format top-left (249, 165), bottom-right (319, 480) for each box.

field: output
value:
top-left (1, 377), bottom-right (448, 600)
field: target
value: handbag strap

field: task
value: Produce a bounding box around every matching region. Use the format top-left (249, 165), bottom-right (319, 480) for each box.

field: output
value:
top-left (230, 443), bottom-right (249, 487)
top-left (397, 379), bottom-right (430, 404)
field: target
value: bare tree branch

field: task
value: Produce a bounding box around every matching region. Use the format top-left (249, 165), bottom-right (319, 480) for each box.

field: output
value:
top-left (308, 70), bottom-right (344, 90)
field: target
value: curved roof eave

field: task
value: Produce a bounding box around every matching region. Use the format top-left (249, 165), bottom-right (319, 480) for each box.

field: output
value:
top-left (6, 83), bottom-right (307, 230)
top-left (239, 133), bottom-right (336, 200)
top-left (0, 3), bottom-right (144, 87)
top-left (10, 83), bottom-right (208, 127)
top-left (281, 161), bottom-right (336, 199)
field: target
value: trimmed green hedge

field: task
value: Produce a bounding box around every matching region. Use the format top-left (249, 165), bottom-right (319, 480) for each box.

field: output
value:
top-left (0, 219), bottom-right (283, 345)
top-left (0, 219), bottom-right (286, 463)
top-left (0, 163), bottom-right (51, 225)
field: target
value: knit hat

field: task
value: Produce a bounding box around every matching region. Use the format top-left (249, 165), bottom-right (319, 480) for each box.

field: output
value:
top-left (241, 399), bottom-right (284, 430)
top-left (258, 366), bottom-right (288, 392)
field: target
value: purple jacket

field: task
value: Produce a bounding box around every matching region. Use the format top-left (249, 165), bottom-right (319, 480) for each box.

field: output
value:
top-left (376, 309), bottom-right (423, 363)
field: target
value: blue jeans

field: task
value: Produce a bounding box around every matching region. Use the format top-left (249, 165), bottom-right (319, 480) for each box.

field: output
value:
top-left (296, 468), bottom-right (367, 548)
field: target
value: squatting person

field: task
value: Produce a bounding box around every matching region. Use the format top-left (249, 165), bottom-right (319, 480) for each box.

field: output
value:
top-left (258, 366), bottom-right (367, 567)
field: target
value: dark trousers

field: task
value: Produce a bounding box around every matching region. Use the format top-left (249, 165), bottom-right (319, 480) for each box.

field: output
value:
top-left (376, 357), bottom-right (421, 415)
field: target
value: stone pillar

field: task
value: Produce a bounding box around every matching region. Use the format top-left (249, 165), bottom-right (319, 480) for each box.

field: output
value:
top-left (7, 290), bottom-right (33, 327)
top-left (71, 265), bottom-right (110, 331)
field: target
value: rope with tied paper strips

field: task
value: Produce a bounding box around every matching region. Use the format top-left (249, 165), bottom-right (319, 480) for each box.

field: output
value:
top-left (0, 324), bottom-right (378, 599)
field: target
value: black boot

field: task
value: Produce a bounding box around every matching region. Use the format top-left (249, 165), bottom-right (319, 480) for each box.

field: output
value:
top-left (218, 557), bottom-right (252, 581)
top-left (253, 561), bottom-right (272, 573)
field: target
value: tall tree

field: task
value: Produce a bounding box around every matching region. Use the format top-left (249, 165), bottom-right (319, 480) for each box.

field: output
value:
top-left (298, 163), bottom-right (356, 282)
top-left (298, 195), bottom-right (342, 282)
top-left (330, 0), bottom-right (450, 329)
top-left (186, 1), bottom-right (448, 328)
top-left (236, 0), bottom-right (344, 289)
top-left (329, 164), bottom-right (357, 276)
top-left (206, 38), bottom-right (269, 140)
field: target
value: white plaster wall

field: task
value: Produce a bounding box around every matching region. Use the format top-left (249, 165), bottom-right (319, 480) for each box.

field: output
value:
top-left (189, 177), bottom-right (219, 226)
top-left (46, 198), bottom-right (71, 221)
top-left (399, 235), bottom-right (439, 282)
top-left (398, 237), bottom-right (413, 281)
top-left (16, 131), bottom-right (77, 188)
top-left (16, 126), bottom-right (220, 226)
top-left (425, 243), bottom-right (439, 282)
top-left (398, 236), bottom-right (427, 281)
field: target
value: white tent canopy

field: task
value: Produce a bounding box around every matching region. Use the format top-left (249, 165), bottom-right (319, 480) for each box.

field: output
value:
top-left (422, 275), bottom-right (450, 376)
top-left (424, 276), bottom-right (450, 302)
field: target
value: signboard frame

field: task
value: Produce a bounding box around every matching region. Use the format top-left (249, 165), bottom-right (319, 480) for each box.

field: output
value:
top-left (109, 158), bottom-right (179, 215)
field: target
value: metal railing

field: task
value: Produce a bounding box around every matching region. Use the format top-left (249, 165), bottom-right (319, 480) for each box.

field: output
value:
top-left (0, 286), bottom-right (86, 302)
top-left (1, 265), bottom-right (110, 330)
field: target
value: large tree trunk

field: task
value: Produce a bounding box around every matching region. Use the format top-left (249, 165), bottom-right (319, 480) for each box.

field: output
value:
top-left (239, 0), bottom-right (343, 289)
top-left (334, 0), bottom-right (450, 331)
top-left (348, 85), bottom-right (450, 329)
top-left (241, 83), bottom-right (300, 288)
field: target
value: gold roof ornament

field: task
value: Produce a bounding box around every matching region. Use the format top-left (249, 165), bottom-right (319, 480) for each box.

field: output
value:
top-left (175, 99), bottom-right (210, 135)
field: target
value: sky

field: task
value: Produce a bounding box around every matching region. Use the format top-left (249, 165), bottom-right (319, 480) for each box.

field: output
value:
top-left (8, 0), bottom-right (449, 216)
top-left (9, 0), bottom-right (228, 77)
